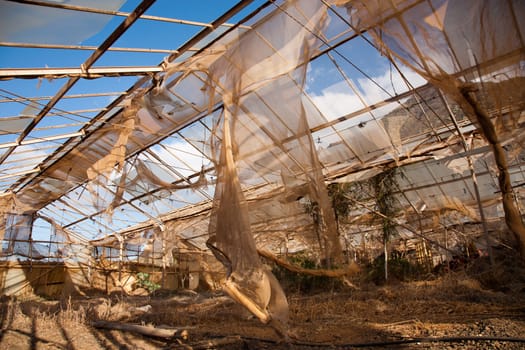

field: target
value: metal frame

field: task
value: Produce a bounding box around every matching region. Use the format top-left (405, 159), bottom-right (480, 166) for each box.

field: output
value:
top-left (0, 0), bottom-right (523, 251)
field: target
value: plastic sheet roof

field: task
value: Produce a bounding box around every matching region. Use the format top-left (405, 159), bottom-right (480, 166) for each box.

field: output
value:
top-left (0, 0), bottom-right (524, 254)
top-left (0, 0), bottom-right (261, 235)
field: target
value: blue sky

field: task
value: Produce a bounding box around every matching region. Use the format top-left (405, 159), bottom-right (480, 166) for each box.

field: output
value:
top-left (0, 0), bottom-right (266, 118)
top-left (0, 0), bottom-right (423, 126)
top-left (0, 0), bottom-right (428, 171)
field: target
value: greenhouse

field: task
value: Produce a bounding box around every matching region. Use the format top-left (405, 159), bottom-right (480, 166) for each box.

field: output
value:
top-left (0, 0), bottom-right (524, 348)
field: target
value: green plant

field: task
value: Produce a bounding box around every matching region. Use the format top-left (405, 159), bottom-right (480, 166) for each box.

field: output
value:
top-left (366, 250), bottom-right (426, 284)
top-left (136, 272), bottom-right (160, 293)
top-left (371, 167), bottom-right (399, 281)
top-left (302, 199), bottom-right (322, 248)
top-left (271, 252), bottom-right (343, 294)
top-left (327, 183), bottom-right (353, 222)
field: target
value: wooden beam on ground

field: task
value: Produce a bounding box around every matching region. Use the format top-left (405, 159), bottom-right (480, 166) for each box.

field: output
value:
top-left (92, 321), bottom-right (189, 340)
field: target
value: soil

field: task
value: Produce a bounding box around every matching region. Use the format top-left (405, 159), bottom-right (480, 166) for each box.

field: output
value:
top-left (1, 267), bottom-right (524, 349)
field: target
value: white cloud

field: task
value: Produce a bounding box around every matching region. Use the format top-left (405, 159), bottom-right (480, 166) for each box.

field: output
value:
top-left (309, 81), bottom-right (364, 120)
top-left (149, 139), bottom-right (209, 177)
top-left (310, 66), bottom-right (426, 122)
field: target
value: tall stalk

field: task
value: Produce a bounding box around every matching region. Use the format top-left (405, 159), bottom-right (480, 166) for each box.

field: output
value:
top-left (371, 168), bottom-right (399, 282)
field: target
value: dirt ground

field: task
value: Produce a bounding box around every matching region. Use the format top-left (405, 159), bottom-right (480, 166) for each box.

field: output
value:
top-left (1, 264), bottom-right (524, 349)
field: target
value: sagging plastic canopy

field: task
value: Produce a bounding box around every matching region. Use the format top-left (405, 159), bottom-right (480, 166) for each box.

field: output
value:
top-left (131, 0), bottom-right (345, 333)
top-left (330, 0), bottom-right (525, 124)
top-left (331, 0), bottom-right (525, 253)
top-left (334, 0), bottom-right (524, 77)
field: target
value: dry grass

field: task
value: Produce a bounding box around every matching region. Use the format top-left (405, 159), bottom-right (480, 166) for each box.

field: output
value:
top-left (1, 262), bottom-right (524, 349)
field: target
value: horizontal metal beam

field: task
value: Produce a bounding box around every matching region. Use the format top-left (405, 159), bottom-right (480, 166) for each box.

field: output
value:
top-left (0, 41), bottom-right (184, 54)
top-left (0, 91), bottom-right (125, 104)
top-left (0, 131), bottom-right (85, 149)
top-left (0, 66), bottom-right (163, 80)
top-left (3, 108), bottom-right (108, 119)
top-left (0, 167), bottom-right (41, 181)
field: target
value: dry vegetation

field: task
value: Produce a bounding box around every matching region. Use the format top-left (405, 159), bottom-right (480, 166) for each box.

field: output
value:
top-left (1, 254), bottom-right (524, 350)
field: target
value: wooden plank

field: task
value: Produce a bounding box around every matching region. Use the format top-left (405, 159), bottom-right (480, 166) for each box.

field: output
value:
top-left (92, 321), bottom-right (189, 340)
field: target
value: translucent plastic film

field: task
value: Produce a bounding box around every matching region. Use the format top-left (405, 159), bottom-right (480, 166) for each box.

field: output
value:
top-left (0, 0), bottom-right (125, 45)
top-left (332, 0), bottom-right (525, 253)
top-left (137, 0), bottom-right (345, 331)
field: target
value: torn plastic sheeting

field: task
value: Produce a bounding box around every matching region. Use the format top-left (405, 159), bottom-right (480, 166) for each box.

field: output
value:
top-left (0, 0), bottom-right (126, 45)
top-left (14, 89), bottom-right (186, 212)
top-left (338, 0), bottom-right (525, 102)
top-left (0, 116), bottom-right (34, 135)
top-left (138, 0), bottom-right (344, 332)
